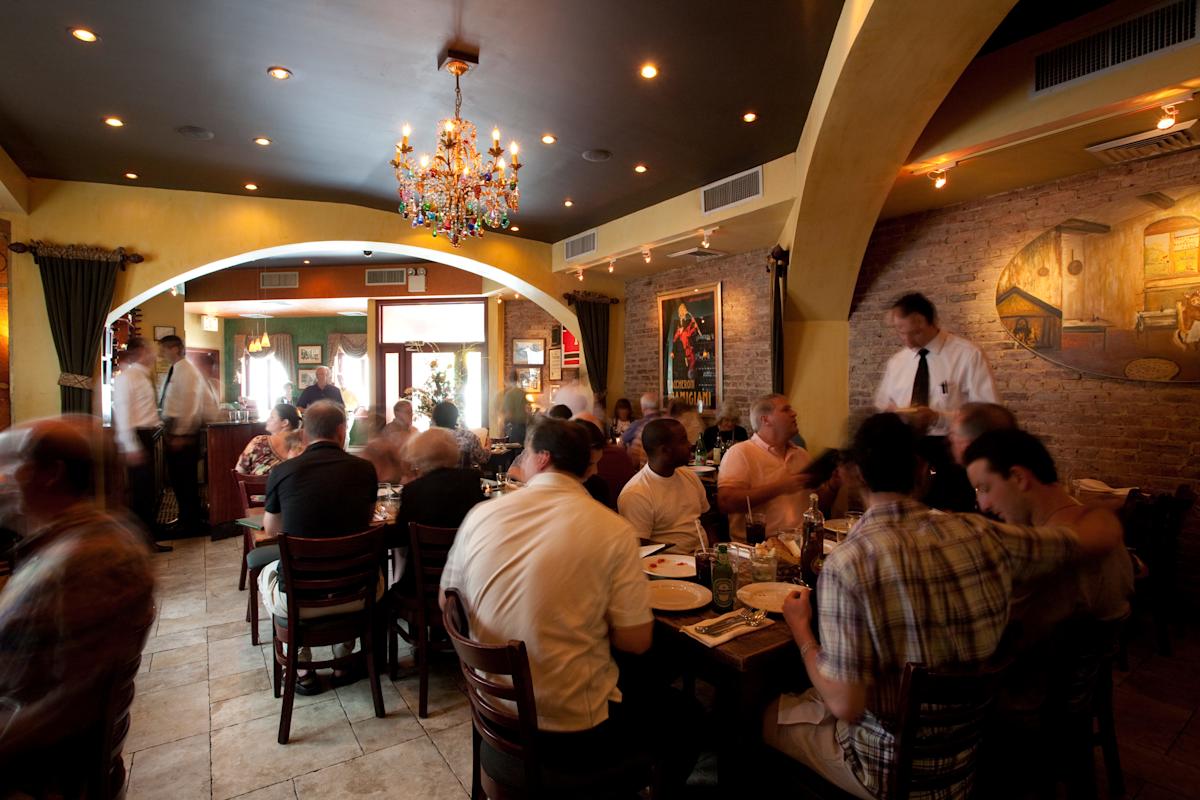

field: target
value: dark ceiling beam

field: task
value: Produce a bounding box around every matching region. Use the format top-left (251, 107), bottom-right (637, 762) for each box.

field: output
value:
top-left (1136, 192), bottom-right (1175, 210)
top-left (1058, 218), bottom-right (1111, 234)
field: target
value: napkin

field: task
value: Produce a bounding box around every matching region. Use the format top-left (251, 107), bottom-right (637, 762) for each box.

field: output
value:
top-left (1075, 478), bottom-right (1135, 496)
top-left (682, 609), bottom-right (775, 648)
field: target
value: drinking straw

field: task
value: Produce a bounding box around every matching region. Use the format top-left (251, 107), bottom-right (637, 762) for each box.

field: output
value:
top-left (746, 497), bottom-right (753, 517)
top-left (695, 519), bottom-right (709, 551)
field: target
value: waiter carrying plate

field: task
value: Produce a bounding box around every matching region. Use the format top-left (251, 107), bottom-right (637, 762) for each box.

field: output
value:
top-left (874, 292), bottom-right (997, 510)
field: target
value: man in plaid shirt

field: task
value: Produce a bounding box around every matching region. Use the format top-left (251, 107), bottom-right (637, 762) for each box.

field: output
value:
top-left (763, 413), bottom-right (1123, 798)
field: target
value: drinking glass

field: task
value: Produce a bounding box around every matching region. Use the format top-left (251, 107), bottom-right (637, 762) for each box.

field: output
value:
top-left (842, 511), bottom-right (863, 543)
top-left (750, 550), bottom-right (777, 583)
top-left (693, 547), bottom-right (716, 591)
top-left (745, 512), bottom-right (767, 545)
top-left (495, 470), bottom-right (507, 487)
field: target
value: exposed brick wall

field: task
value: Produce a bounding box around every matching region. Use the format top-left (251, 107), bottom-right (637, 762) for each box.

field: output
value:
top-left (502, 299), bottom-right (578, 404)
top-left (623, 248), bottom-right (773, 417)
top-left (852, 149), bottom-right (1200, 606)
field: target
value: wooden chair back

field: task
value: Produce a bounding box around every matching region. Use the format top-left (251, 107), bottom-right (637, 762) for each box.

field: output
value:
top-left (443, 588), bottom-right (542, 799)
top-left (231, 469), bottom-right (270, 516)
top-left (276, 526), bottom-right (386, 634)
top-left (90, 607), bottom-right (155, 799)
top-left (410, 523), bottom-right (458, 632)
top-left (890, 660), bottom-right (1006, 800)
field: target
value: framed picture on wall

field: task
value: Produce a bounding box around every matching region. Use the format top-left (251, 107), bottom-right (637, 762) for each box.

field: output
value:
top-left (658, 282), bottom-right (722, 413)
top-left (298, 345), bottom-right (322, 364)
top-left (512, 338), bottom-right (545, 365)
top-left (516, 366), bottom-right (542, 393)
top-left (153, 325), bottom-right (175, 341)
top-left (548, 347), bottom-right (563, 381)
top-left (298, 368), bottom-right (318, 388)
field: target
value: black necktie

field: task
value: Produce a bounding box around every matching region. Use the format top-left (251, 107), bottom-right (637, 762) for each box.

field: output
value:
top-left (911, 348), bottom-right (930, 407)
top-left (159, 364), bottom-right (174, 410)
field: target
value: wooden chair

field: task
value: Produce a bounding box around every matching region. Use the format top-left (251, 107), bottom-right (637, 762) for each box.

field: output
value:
top-left (390, 522), bottom-right (458, 717)
top-left (270, 526), bottom-right (386, 744)
top-left (442, 588), bottom-right (656, 800)
top-left (1119, 485), bottom-right (1196, 656)
top-left (232, 469), bottom-right (271, 644)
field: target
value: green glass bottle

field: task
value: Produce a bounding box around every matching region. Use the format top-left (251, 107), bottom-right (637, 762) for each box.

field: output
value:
top-left (712, 544), bottom-right (735, 611)
top-left (694, 432), bottom-right (707, 466)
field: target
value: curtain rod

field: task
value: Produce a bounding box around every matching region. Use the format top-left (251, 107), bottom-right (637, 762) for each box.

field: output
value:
top-left (8, 240), bottom-right (144, 270)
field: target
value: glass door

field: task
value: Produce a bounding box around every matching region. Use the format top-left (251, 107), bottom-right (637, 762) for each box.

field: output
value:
top-left (378, 345), bottom-right (485, 430)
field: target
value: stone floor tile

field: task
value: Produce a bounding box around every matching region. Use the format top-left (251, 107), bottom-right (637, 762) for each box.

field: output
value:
top-left (210, 699), bottom-right (361, 800)
top-left (393, 668), bottom-right (470, 732)
top-left (1113, 683), bottom-right (1192, 753)
top-left (151, 642), bottom-right (208, 671)
top-left (210, 686), bottom-right (325, 730)
top-left (142, 627), bottom-right (208, 655)
top-left (227, 780), bottom-right (297, 800)
top-left (159, 593), bottom-right (209, 620)
top-left (335, 676), bottom-right (405, 722)
top-left (137, 659), bottom-right (209, 694)
top-left (350, 708), bottom-right (427, 754)
top-left (1118, 739), bottom-right (1200, 799)
top-left (293, 736), bottom-right (465, 799)
top-left (127, 732), bottom-right (210, 800)
top-left (429, 720), bottom-right (475, 792)
top-left (210, 668), bottom-right (271, 703)
top-left (126, 680), bottom-right (209, 754)
top-left (209, 633), bottom-right (268, 678)
top-left (208, 618), bottom-right (269, 642)
top-left (155, 606), bottom-right (248, 637)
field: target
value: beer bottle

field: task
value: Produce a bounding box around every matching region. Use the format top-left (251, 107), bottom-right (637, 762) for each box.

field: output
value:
top-left (801, 493), bottom-right (825, 586)
top-left (694, 432), bottom-right (707, 466)
top-left (712, 544), bottom-right (735, 611)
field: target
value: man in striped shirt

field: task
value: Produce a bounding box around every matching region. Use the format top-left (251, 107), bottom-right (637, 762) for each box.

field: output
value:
top-left (763, 413), bottom-right (1123, 799)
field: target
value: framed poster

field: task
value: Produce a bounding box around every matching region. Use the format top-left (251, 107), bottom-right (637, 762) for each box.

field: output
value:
top-left (547, 347), bottom-right (563, 381)
top-left (298, 345), bottom-right (322, 364)
top-left (562, 328), bottom-right (581, 367)
top-left (658, 283), bottom-right (722, 413)
top-left (516, 366), bottom-right (542, 393)
top-left (153, 325), bottom-right (176, 341)
top-left (298, 368), bottom-right (318, 388)
top-left (512, 338), bottom-right (545, 365)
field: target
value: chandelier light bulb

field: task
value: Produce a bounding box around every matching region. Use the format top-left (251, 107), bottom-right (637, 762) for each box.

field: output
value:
top-left (496, 157), bottom-right (506, 171)
top-left (492, 127), bottom-right (500, 141)
top-left (401, 124), bottom-right (412, 138)
top-left (510, 142), bottom-right (518, 155)
top-left (1157, 105), bottom-right (1178, 130)
top-left (418, 154), bottom-right (430, 168)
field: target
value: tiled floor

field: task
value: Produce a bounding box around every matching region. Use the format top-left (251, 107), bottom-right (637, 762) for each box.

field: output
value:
top-left (126, 535), bottom-right (475, 800)
top-left (128, 534), bottom-right (1200, 799)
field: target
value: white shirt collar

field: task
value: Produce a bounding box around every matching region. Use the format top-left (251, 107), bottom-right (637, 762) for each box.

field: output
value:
top-left (750, 432), bottom-right (796, 459)
top-left (911, 328), bottom-right (949, 356)
top-left (525, 471), bottom-right (587, 491)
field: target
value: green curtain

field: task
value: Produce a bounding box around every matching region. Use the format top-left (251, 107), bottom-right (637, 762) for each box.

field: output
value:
top-left (35, 251), bottom-right (119, 413)
top-left (572, 298), bottom-right (611, 399)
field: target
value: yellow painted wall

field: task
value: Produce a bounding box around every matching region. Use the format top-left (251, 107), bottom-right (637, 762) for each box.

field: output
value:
top-left (7, 179), bottom-right (598, 422)
top-left (137, 290), bottom-right (185, 345)
top-left (183, 311), bottom-right (224, 351)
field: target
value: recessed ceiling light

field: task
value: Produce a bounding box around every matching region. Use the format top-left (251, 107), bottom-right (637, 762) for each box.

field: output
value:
top-left (124, 172), bottom-right (138, 180)
top-left (253, 136), bottom-right (272, 146)
top-left (640, 63), bottom-right (658, 79)
top-left (634, 164), bottom-right (647, 174)
top-left (510, 226), bottom-right (520, 232)
top-left (70, 28), bottom-right (98, 43)
top-left (742, 111), bottom-right (757, 123)
top-left (244, 183), bottom-right (259, 191)
top-left (267, 65), bottom-right (293, 80)
top-left (303, 259), bottom-right (311, 264)
top-left (338, 311), bottom-right (368, 317)
top-left (541, 134), bottom-right (556, 144)
top-left (563, 199), bottom-right (574, 207)
top-left (104, 116), bottom-right (123, 127)
top-left (239, 313), bottom-right (273, 319)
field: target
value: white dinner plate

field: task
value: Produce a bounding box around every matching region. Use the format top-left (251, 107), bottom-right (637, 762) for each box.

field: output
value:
top-left (638, 543), bottom-right (669, 559)
top-left (642, 554), bottom-right (696, 578)
top-left (686, 465), bottom-right (716, 474)
top-left (737, 582), bottom-right (800, 614)
top-left (647, 580), bottom-right (712, 611)
top-left (824, 518), bottom-right (853, 535)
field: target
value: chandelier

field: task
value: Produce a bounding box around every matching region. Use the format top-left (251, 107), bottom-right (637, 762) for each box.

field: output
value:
top-left (392, 53), bottom-right (521, 247)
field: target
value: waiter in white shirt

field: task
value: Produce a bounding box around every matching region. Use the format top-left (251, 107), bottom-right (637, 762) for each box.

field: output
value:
top-left (112, 337), bottom-right (171, 551)
top-left (874, 293), bottom-right (997, 436)
top-left (874, 292), bottom-right (996, 511)
top-left (158, 335), bottom-right (207, 536)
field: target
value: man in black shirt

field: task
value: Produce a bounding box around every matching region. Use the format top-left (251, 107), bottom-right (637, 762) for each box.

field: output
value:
top-left (296, 366), bottom-right (345, 410)
top-left (257, 400), bottom-right (377, 693)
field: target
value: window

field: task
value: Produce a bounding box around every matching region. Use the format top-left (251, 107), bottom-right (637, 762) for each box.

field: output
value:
top-left (334, 350), bottom-right (370, 412)
top-left (244, 354), bottom-right (290, 417)
top-left (380, 302), bottom-right (485, 343)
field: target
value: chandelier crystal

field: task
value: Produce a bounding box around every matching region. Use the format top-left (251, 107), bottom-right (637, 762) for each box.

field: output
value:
top-left (391, 57), bottom-right (521, 247)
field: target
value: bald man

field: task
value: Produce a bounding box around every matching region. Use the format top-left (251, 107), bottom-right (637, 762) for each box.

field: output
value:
top-left (296, 366), bottom-right (345, 410)
top-left (0, 419), bottom-right (155, 784)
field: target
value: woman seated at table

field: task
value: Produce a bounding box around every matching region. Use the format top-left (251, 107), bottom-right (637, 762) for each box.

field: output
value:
top-left (432, 400), bottom-right (490, 468)
top-left (234, 403), bottom-right (301, 475)
top-left (702, 402), bottom-right (749, 452)
top-left (611, 396), bottom-right (634, 440)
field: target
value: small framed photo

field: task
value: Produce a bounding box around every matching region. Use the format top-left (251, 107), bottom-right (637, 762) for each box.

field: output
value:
top-left (153, 325), bottom-right (175, 341)
top-left (548, 347), bottom-right (563, 381)
top-left (516, 366), bottom-right (542, 393)
top-left (298, 368), bottom-right (318, 388)
top-left (512, 338), bottom-right (545, 366)
top-left (298, 345), bottom-right (322, 364)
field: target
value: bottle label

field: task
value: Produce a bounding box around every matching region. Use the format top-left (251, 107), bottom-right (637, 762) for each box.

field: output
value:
top-left (713, 577), bottom-right (734, 609)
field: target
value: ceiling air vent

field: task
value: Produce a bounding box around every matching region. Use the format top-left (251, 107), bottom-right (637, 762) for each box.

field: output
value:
top-left (1034, 0), bottom-right (1197, 92)
top-left (667, 246), bottom-right (729, 260)
top-left (701, 166), bottom-right (763, 215)
top-left (364, 268), bottom-right (408, 286)
top-left (564, 229), bottom-right (598, 261)
top-left (259, 271), bottom-right (299, 289)
top-left (1085, 118), bottom-right (1200, 164)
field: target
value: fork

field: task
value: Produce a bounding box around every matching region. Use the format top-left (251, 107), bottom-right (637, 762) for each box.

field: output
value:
top-left (696, 609), bottom-right (763, 636)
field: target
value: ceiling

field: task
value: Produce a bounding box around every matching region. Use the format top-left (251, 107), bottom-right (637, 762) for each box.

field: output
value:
top-left (185, 297), bottom-right (368, 318)
top-left (0, 0), bottom-right (843, 243)
top-left (230, 252), bottom-right (424, 270)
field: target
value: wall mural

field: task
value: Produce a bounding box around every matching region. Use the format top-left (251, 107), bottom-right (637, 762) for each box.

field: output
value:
top-left (996, 186), bottom-right (1200, 382)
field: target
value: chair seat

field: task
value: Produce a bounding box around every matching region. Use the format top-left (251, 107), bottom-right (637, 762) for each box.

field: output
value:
top-left (480, 738), bottom-right (653, 797)
top-left (247, 544), bottom-right (280, 571)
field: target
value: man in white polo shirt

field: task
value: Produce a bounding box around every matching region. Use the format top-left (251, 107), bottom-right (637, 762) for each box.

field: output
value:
top-left (618, 418), bottom-right (709, 554)
top-left (440, 418), bottom-right (697, 791)
top-left (717, 393), bottom-right (813, 540)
